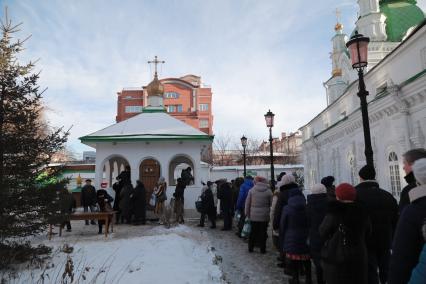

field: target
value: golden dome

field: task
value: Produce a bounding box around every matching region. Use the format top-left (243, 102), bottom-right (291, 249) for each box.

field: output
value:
top-left (146, 73), bottom-right (164, 96)
top-left (335, 23), bottom-right (343, 31)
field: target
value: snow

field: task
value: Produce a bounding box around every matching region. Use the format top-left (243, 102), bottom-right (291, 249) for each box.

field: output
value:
top-left (83, 112), bottom-right (209, 138)
top-left (7, 225), bottom-right (223, 284)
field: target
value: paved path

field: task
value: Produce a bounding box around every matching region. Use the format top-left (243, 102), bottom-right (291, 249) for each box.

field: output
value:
top-left (191, 220), bottom-right (292, 284)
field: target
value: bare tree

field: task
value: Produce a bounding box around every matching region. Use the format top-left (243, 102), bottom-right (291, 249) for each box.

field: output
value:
top-left (213, 133), bottom-right (233, 166)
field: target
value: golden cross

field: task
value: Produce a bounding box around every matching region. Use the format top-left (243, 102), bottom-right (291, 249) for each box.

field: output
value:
top-left (147, 56), bottom-right (165, 75)
top-left (335, 8), bottom-right (341, 24)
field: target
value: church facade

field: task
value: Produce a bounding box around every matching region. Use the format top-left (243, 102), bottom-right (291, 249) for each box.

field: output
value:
top-left (300, 0), bottom-right (426, 199)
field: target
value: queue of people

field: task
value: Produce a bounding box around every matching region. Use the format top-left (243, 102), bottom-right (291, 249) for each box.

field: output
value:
top-left (194, 147), bottom-right (426, 284)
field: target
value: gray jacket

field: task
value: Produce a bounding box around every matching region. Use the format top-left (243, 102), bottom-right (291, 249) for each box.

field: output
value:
top-left (245, 181), bottom-right (273, 222)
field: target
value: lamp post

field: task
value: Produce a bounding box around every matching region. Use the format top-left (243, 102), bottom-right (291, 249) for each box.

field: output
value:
top-left (264, 110), bottom-right (275, 189)
top-left (241, 135), bottom-right (247, 177)
top-left (346, 31), bottom-right (374, 168)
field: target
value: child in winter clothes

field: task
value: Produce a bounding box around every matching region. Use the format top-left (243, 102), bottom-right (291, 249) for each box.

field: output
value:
top-left (280, 189), bottom-right (311, 284)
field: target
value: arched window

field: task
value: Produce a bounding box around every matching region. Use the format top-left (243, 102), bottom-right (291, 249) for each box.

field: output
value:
top-left (168, 155), bottom-right (195, 186)
top-left (389, 152), bottom-right (401, 197)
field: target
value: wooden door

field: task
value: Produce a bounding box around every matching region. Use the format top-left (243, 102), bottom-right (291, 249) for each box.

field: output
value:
top-left (139, 159), bottom-right (160, 206)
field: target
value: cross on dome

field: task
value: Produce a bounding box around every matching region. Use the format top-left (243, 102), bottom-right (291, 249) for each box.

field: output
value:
top-left (148, 55), bottom-right (165, 77)
top-left (334, 8), bottom-right (343, 31)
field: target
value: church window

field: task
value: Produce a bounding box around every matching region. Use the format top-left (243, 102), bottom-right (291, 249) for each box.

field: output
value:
top-left (164, 92), bottom-right (180, 99)
top-left (168, 155), bottom-right (195, 186)
top-left (388, 152), bottom-right (402, 197)
top-left (199, 104), bottom-right (209, 111)
top-left (125, 105), bottom-right (143, 113)
top-left (199, 119), bottom-right (209, 128)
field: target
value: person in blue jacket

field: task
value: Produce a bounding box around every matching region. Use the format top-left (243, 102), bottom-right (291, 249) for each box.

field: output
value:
top-left (235, 176), bottom-right (254, 237)
top-left (408, 218), bottom-right (426, 284)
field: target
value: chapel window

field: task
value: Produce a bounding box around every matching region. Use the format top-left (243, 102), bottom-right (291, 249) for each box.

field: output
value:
top-left (388, 152), bottom-right (402, 197)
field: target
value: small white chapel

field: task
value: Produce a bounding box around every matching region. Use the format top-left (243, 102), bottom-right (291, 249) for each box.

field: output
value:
top-left (80, 63), bottom-right (213, 213)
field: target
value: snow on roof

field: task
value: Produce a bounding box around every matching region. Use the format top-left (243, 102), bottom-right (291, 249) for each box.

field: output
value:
top-left (212, 164), bottom-right (304, 171)
top-left (81, 111), bottom-right (211, 139)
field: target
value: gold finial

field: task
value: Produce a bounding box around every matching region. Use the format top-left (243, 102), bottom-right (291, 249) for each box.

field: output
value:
top-left (76, 174), bottom-right (82, 187)
top-left (334, 8), bottom-right (343, 31)
top-left (146, 56), bottom-right (165, 96)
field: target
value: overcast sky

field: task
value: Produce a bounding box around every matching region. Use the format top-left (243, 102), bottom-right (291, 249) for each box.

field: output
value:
top-left (4, 0), bottom-right (426, 155)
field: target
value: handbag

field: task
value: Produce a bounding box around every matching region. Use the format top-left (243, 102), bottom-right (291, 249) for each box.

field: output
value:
top-left (234, 210), bottom-right (241, 223)
top-left (149, 193), bottom-right (156, 207)
top-left (195, 196), bottom-right (204, 213)
top-left (241, 218), bottom-right (251, 238)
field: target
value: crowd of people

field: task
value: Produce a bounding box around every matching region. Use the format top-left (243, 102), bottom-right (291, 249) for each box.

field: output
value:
top-left (57, 148), bottom-right (426, 284)
top-left (196, 148), bottom-right (426, 284)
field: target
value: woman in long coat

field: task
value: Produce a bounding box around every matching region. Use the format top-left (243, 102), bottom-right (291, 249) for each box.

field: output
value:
top-left (245, 176), bottom-right (272, 253)
top-left (319, 183), bottom-right (370, 284)
top-left (132, 180), bottom-right (146, 225)
top-left (119, 184), bottom-right (133, 224)
top-left (154, 177), bottom-right (167, 225)
top-left (173, 178), bottom-right (186, 224)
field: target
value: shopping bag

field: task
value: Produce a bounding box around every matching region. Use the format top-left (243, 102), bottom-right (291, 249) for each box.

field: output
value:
top-left (241, 218), bottom-right (251, 238)
top-left (234, 210), bottom-right (241, 223)
top-left (195, 196), bottom-right (204, 213)
top-left (149, 193), bottom-right (156, 207)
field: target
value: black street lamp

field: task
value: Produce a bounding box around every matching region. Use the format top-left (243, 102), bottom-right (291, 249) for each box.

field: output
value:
top-left (264, 110), bottom-right (275, 189)
top-left (241, 135), bottom-right (248, 177)
top-left (346, 31), bottom-right (374, 168)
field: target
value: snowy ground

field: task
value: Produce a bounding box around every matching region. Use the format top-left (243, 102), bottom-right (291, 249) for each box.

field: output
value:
top-left (2, 219), bottom-right (307, 284)
top-left (2, 222), bottom-right (223, 284)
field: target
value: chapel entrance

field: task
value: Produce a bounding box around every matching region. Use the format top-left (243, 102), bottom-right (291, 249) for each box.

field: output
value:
top-left (139, 159), bottom-right (160, 206)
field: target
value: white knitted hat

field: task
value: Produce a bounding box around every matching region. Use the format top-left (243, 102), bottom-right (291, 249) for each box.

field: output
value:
top-left (281, 174), bottom-right (296, 185)
top-left (413, 158), bottom-right (426, 185)
top-left (311, 183), bottom-right (327, 194)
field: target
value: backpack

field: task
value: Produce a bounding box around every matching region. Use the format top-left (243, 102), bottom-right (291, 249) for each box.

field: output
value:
top-left (321, 222), bottom-right (354, 264)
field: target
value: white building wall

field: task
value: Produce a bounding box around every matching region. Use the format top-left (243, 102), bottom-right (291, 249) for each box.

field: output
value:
top-left (94, 140), bottom-right (210, 210)
top-left (301, 25), bottom-right (426, 198)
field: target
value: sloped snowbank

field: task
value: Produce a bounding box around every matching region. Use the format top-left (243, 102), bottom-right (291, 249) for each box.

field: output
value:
top-left (5, 225), bottom-right (223, 284)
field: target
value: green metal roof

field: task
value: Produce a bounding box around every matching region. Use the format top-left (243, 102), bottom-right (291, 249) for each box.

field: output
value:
top-left (380, 0), bottom-right (425, 41)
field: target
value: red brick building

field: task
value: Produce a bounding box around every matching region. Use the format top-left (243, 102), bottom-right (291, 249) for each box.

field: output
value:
top-left (116, 74), bottom-right (213, 135)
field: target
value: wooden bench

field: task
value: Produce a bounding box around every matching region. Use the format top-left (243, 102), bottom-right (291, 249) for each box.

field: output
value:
top-left (49, 211), bottom-right (116, 239)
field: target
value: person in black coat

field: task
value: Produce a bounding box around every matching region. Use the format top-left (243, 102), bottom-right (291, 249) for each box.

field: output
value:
top-left (321, 176), bottom-right (336, 201)
top-left (59, 188), bottom-right (76, 232)
top-left (81, 179), bottom-right (97, 225)
top-left (117, 165), bottom-right (131, 187)
top-left (96, 189), bottom-right (114, 234)
top-left (199, 181), bottom-right (216, 228)
top-left (273, 174), bottom-right (299, 232)
top-left (112, 182), bottom-right (122, 224)
top-left (320, 183), bottom-right (371, 284)
top-left (131, 180), bottom-right (146, 225)
top-left (307, 184), bottom-right (328, 284)
top-left (217, 180), bottom-right (233, 231)
top-left (389, 158), bottom-right (426, 284)
top-left (355, 165), bottom-right (398, 284)
top-left (174, 178), bottom-right (186, 224)
top-left (280, 193), bottom-right (311, 284)
top-left (398, 148), bottom-right (426, 214)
